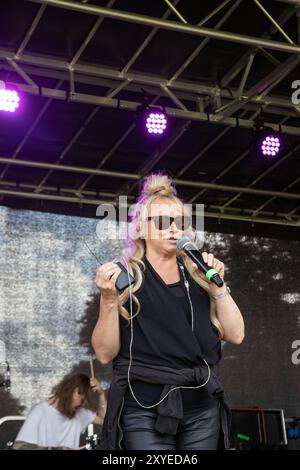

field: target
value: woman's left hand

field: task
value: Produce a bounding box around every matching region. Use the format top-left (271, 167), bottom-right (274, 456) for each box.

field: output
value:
top-left (191, 252), bottom-right (225, 284)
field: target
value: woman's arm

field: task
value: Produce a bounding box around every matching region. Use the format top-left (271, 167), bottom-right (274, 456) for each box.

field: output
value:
top-left (192, 253), bottom-right (245, 344)
top-left (211, 285), bottom-right (245, 344)
top-left (91, 262), bottom-right (122, 364)
top-left (92, 296), bottom-right (121, 364)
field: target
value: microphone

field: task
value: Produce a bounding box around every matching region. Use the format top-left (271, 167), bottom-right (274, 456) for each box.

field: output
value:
top-left (177, 236), bottom-right (224, 288)
top-left (82, 238), bottom-right (135, 292)
top-left (115, 262), bottom-right (135, 292)
top-left (0, 340), bottom-right (11, 392)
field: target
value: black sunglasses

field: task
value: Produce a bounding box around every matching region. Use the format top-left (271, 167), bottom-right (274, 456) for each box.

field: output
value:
top-left (146, 215), bottom-right (192, 231)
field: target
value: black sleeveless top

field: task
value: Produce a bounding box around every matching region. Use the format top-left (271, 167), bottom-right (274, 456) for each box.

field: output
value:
top-left (119, 257), bottom-right (221, 409)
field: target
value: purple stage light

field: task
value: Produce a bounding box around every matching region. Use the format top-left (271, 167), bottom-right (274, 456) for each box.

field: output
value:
top-left (145, 111), bottom-right (167, 135)
top-left (0, 86), bottom-right (20, 113)
top-left (260, 134), bottom-right (281, 157)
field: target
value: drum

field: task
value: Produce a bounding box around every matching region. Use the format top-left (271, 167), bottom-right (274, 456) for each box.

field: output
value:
top-left (78, 433), bottom-right (101, 450)
top-left (0, 416), bottom-right (26, 450)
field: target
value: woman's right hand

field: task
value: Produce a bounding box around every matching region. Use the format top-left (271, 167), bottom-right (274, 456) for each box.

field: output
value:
top-left (95, 262), bottom-right (122, 300)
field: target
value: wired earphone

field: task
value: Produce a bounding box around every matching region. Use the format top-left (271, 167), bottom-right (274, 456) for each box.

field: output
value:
top-left (122, 256), bottom-right (211, 410)
top-left (82, 238), bottom-right (211, 409)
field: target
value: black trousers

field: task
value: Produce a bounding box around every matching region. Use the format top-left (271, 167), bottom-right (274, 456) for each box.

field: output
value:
top-left (120, 402), bottom-right (220, 450)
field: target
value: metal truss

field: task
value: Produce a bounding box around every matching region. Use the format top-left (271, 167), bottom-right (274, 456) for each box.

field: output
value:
top-left (0, 0), bottom-right (299, 228)
top-left (186, 115), bottom-right (290, 204)
top-left (0, 80), bottom-right (64, 183)
top-left (254, 0), bottom-right (294, 44)
top-left (0, 182), bottom-right (299, 228)
top-left (1, 178), bottom-right (298, 222)
top-left (3, 77), bottom-right (299, 135)
top-left (27, 0), bottom-right (300, 54)
top-left (1, 154), bottom-right (300, 202)
top-left (1, 47), bottom-right (299, 116)
top-left (217, 145), bottom-right (300, 211)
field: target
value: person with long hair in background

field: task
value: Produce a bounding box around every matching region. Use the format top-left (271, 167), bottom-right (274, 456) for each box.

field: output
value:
top-left (92, 173), bottom-right (244, 450)
top-left (13, 373), bottom-right (107, 449)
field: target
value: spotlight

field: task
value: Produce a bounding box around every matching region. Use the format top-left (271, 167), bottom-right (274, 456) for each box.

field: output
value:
top-left (0, 81), bottom-right (20, 113)
top-left (137, 105), bottom-right (168, 137)
top-left (145, 110), bottom-right (167, 135)
top-left (260, 133), bottom-right (282, 158)
top-left (258, 129), bottom-right (283, 159)
top-left (254, 118), bottom-right (283, 159)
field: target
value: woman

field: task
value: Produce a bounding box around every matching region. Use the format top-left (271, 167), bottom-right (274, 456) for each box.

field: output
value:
top-left (92, 173), bottom-right (244, 450)
top-left (13, 373), bottom-right (107, 450)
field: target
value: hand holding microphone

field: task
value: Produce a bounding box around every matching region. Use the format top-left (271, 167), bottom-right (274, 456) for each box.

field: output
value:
top-left (96, 261), bottom-right (135, 298)
top-left (177, 236), bottom-right (225, 288)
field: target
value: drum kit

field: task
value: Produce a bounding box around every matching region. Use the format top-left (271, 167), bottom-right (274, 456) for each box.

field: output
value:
top-left (0, 340), bottom-right (10, 392)
top-left (0, 349), bottom-right (110, 451)
top-left (78, 432), bottom-right (101, 450)
top-left (1, 418), bottom-right (102, 450)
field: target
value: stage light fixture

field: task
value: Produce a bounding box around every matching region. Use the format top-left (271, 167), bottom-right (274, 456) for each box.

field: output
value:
top-left (145, 110), bottom-right (167, 135)
top-left (254, 117), bottom-right (283, 159)
top-left (261, 133), bottom-right (281, 157)
top-left (137, 104), bottom-right (168, 137)
top-left (0, 80), bottom-right (20, 112)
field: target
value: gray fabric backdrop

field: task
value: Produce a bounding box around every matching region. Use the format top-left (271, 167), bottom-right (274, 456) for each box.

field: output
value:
top-left (0, 205), bottom-right (299, 421)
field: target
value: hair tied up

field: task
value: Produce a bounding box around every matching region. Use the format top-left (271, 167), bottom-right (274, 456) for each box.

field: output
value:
top-left (142, 174), bottom-right (177, 198)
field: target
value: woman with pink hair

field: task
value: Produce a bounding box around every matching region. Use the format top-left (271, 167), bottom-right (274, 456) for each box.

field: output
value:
top-left (92, 173), bottom-right (244, 450)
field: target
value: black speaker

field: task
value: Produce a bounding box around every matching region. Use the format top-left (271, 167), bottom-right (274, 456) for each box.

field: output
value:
top-left (230, 407), bottom-right (288, 450)
top-left (264, 409), bottom-right (287, 447)
top-left (230, 407), bottom-right (265, 450)
top-left (0, 418), bottom-right (25, 450)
